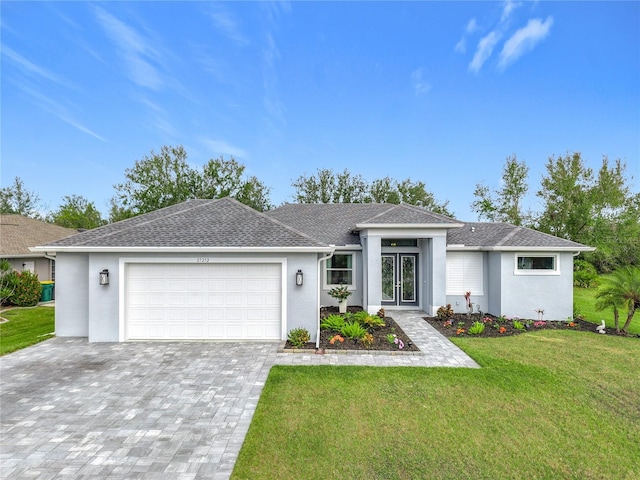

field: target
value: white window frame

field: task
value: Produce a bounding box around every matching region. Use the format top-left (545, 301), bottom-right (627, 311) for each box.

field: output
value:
top-left (324, 253), bottom-right (356, 290)
top-left (514, 253), bottom-right (560, 276)
top-left (446, 251), bottom-right (484, 296)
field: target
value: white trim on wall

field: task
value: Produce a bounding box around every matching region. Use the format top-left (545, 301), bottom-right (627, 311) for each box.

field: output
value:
top-left (322, 252), bottom-right (357, 291)
top-left (513, 253), bottom-right (560, 276)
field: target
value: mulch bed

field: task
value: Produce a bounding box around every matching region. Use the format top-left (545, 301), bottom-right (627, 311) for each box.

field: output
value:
top-left (424, 313), bottom-right (620, 338)
top-left (284, 306), bottom-right (419, 352)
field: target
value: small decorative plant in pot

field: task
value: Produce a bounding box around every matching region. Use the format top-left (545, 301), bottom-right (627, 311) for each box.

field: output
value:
top-left (328, 285), bottom-right (352, 313)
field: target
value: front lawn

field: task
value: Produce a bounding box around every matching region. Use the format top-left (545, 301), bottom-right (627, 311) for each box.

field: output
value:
top-left (0, 307), bottom-right (55, 355)
top-left (574, 286), bottom-right (640, 335)
top-left (232, 331), bottom-right (639, 479)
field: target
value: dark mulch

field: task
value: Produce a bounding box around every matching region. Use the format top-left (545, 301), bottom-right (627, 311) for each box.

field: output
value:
top-left (424, 313), bottom-right (619, 338)
top-left (284, 306), bottom-right (419, 352)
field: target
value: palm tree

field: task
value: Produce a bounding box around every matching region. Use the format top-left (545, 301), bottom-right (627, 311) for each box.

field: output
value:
top-left (595, 266), bottom-right (640, 334)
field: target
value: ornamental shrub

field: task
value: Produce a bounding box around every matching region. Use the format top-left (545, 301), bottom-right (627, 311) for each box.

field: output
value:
top-left (8, 270), bottom-right (42, 307)
top-left (320, 314), bottom-right (345, 331)
top-left (287, 328), bottom-right (311, 348)
top-left (340, 321), bottom-right (366, 340)
top-left (436, 304), bottom-right (454, 321)
top-left (574, 259), bottom-right (598, 288)
top-left (468, 321), bottom-right (485, 335)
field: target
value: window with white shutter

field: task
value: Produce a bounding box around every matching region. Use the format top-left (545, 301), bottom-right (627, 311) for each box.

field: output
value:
top-left (446, 252), bottom-right (483, 295)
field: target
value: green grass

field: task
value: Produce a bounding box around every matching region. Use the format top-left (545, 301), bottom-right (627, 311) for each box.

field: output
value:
top-left (232, 331), bottom-right (640, 479)
top-left (0, 307), bottom-right (55, 355)
top-left (574, 286), bottom-right (640, 335)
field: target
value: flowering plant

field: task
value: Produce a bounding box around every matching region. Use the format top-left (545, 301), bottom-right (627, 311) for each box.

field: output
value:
top-left (328, 285), bottom-right (352, 301)
top-left (386, 333), bottom-right (404, 349)
top-left (533, 321), bottom-right (546, 327)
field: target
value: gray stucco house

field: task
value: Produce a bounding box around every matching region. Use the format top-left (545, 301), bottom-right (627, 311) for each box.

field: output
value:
top-left (34, 198), bottom-right (593, 343)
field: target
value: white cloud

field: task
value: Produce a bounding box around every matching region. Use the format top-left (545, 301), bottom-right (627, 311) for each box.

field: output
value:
top-left (93, 6), bottom-right (164, 90)
top-left (16, 84), bottom-right (105, 141)
top-left (410, 68), bottom-right (431, 96)
top-left (501, 1), bottom-right (521, 23)
top-left (466, 18), bottom-right (478, 33)
top-left (202, 139), bottom-right (247, 159)
top-left (209, 5), bottom-right (248, 46)
top-left (2, 46), bottom-right (71, 87)
top-left (469, 31), bottom-right (501, 73)
top-left (499, 16), bottom-right (554, 70)
top-left (454, 18), bottom-right (478, 53)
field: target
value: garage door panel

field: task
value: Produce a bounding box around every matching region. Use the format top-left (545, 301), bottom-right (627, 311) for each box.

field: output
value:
top-left (126, 263), bottom-right (282, 340)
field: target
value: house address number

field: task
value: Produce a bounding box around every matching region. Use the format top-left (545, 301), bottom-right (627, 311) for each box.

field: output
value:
top-left (196, 258), bottom-right (210, 263)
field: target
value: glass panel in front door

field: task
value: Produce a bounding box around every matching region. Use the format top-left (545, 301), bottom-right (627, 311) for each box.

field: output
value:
top-left (401, 255), bottom-right (416, 302)
top-left (381, 255), bottom-right (395, 302)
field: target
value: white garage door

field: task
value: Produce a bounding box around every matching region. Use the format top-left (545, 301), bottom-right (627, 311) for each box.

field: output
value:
top-left (125, 263), bottom-right (282, 340)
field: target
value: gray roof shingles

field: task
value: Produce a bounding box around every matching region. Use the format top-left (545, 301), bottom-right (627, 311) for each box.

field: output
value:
top-left (43, 198), bottom-right (327, 249)
top-left (265, 203), bottom-right (459, 246)
top-left (448, 222), bottom-right (591, 249)
top-left (39, 199), bottom-right (592, 251)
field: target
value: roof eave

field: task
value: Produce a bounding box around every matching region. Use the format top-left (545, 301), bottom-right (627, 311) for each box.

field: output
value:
top-left (30, 245), bottom-right (334, 254)
top-left (354, 222), bottom-right (464, 230)
top-left (446, 245), bottom-right (595, 252)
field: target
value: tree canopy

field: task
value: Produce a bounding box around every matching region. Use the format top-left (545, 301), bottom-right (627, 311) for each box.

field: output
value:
top-left (0, 177), bottom-right (43, 219)
top-left (292, 169), bottom-right (452, 216)
top-left (110, 145), bottom-right (271, 222)
top-left (472, 152), bottom-right (640, 272)
top-left (471, 155), bottom-right (531, 226)
top-left (49, 195), bottom-right (106, 230)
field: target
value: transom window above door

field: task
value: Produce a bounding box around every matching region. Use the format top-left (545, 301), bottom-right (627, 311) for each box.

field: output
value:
top-left (326, 254), bottom-right (354, 287)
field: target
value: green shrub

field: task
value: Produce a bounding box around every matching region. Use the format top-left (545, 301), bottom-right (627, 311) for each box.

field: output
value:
top-left (574, 260), bottom-right (598, 288)
top-left (8, 271), bottom-right (41, 307)
top-left (468, 321), bottom-right (485, 335)
top-left (361, 332), bottom-right (374, 349)
top-left (341, 321), bottom-right (366, 340)
top-left (512, 320), bottom-right (525, 331)
top-left (287, 328), bottom-right (310, 348)
top-left (436, 304), bottom-right (454, 321)
top-left (352, 310), bottom-right (385, 329)
top-left (320, 314), bottom-right (345, 331)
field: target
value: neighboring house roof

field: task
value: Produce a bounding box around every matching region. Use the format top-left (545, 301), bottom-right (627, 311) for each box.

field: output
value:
top-left (38, 198), bottom-right (330, 252)
top-left (265, 203), bottom-right (461, 246)
top-left (0, 214), bottom-right (78, 257)
top-left (447, 222), bottom-right (594, 251)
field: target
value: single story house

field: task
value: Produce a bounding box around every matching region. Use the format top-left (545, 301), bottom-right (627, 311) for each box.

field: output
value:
top-left (1, 214), bottom-right (77, 282)
top-left (33, 198), bottom-right (593, 343)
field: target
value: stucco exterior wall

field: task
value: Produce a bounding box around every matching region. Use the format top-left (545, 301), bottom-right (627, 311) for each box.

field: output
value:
top-left (319, 250), bottom-right (364, 310)
top-left (55, 251), bottom-right (321, 342)
top-left (487, 252), bottom-right (502, 315)
top-left (498, 251), bottom-right (575, 320)
top-left (55, 253), bottom-right (89, 337)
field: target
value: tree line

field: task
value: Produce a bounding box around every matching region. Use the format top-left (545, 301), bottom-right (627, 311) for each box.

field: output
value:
top-left (2, 145), bottom-right (638, 271)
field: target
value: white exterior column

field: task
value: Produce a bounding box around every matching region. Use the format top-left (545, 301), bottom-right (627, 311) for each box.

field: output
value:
top-left (363, 234), bottom-right (382, 314)
top-left (430, 234), bottom-right (448, 316)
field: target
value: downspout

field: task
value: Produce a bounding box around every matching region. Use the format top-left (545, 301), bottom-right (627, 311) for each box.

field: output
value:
top-left (316, 249), bottom-right (335, 349)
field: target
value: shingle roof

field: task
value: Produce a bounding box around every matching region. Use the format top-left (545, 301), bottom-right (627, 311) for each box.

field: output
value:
top-left (41, 198), bottom-right (328, 249)
top-left (0, 215), bottom-right (78, 256)
top-left (265, 203), bottom-right (459, 246)
top-left (447, 222), bottom-right (592, 250)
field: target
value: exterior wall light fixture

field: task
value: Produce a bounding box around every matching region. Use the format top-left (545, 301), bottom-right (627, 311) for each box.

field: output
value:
top-left (99, 269), bottom-right (110, 285)
top-left (295, 269), bottom-right (303, 286)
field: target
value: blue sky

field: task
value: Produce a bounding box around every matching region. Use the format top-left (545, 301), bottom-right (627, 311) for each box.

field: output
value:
top-left (2, 1), bottom-right (638, 221)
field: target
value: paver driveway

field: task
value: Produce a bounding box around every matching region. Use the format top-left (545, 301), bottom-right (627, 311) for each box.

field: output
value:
top-left (0, 312), bottom-right (478, 479)
top-left (0, 339), bottom-right (278, 479)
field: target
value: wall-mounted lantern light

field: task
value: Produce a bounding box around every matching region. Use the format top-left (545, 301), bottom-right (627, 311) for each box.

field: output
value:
top-left (99, 269), bottom-right (109, 286)
top-left (295, 269), bottom-right (303, 286)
